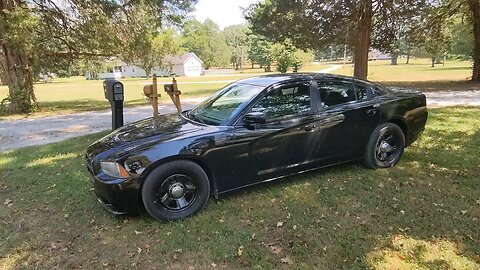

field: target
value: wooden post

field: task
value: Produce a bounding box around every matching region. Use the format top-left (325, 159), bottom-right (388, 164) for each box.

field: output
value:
top-left (171, 77), bottom-right (182, 113)
top-left (143, 75), bottom-right (160, 117)
top-left (152, 74), bottom-right (159, 116)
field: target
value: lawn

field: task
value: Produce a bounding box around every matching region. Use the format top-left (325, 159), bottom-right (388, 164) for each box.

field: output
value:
top-left (0, 72), bottom-right (279, 119)
top-left (332, 58), bottom-right (473, 82)
top-left (0, 59), bottom-right (476, 119)
top-left (1, 107), bottom-right (479, 269)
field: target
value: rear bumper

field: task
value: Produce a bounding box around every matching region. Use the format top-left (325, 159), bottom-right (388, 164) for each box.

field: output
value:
top-left (406, 108), bottom-right (428, 146)
top-left (86, 165), bottom-right (143, 215)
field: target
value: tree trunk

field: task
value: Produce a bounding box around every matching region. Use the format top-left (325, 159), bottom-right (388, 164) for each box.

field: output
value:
top-left (265, 62), bottom-right (271, 72)
top-left (431, 56), bottom-right (435, 68)
top-left (469, 0), bottom-right (480, 81)
top-left (406, 51), bottom-right (410, 64)
top-left (390, 53), bottom-right (398, 65)
top-left (0, 0), bottom-right (37, 113)
top-left (353, 0), bottom-right (373, 79)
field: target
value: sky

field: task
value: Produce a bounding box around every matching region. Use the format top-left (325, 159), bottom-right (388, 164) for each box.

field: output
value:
top-left (192, 0), bottom-right (260, 29)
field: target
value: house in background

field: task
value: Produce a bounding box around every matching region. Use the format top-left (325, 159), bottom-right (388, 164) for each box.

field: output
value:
top-left (369, 49), bottom-right (391, 61)
top-left (166, 53), bottom-right (203, 77)
top-left (85, 52), bottom-right (203, 79)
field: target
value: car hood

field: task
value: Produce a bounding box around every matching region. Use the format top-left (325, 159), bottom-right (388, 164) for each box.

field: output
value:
top-left (86, 113), bottom-right (208, 160)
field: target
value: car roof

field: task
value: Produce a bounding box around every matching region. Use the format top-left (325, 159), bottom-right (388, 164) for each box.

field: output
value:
top-left (235, 73), bottom-right (369, 88)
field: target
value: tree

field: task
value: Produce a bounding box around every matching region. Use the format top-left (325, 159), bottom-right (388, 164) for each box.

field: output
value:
top-left (246, 0), bottom-right (433, 79)
top-left (181, 19), bottom-right (231, 69)
top-left (270, 39), bottom-right (313, 73)
top-left (0, 0), bottom-right (196, 114)
top-left (121, 3), bottom-right (180, 77)
top-left (467, 1), bottom-right (480, 80)
top-left (291, 50), bottom-right (314, 72)
top-left (441, 0), bottom-right (480, 81)
top-left (271, 43), bottom-right (294, 73)
top-left (224, 25), bottom-right (250, 70)
top-left (449, 17), bottom-right (474, 58)
top-left (371, 5), bottom-right (425, 65)
top-left (248, 34), bottom-right (275, 71)
top-left (0, 2), bottom-right (37, 113)
top-left (423, 15), bottom-right (451, 67)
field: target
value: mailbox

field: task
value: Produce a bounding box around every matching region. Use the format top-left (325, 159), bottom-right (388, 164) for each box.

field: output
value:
top-left (164, 78), bottom-right (182, 113)
top-left (103, 79), bottom-right (124, 130)
top-left (164, 84), bottom-right (174, 93)
top-left (143, 76), bottom-right (160, 116)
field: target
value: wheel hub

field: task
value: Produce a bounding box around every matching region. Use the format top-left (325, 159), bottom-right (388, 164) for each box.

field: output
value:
top-left (169, 183), bottom-right (185, 198)
top-left (380, 141), bottom-right (393, 152)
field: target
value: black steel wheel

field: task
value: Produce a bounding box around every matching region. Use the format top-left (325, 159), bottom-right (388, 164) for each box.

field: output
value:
top-left (142, 160), bottom-right (210, 221)
top-left (364, 123), bottom-right (405, 169)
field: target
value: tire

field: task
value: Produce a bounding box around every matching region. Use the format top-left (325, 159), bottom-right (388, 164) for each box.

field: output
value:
top-left (363, 123), bottom-right (405, 169)
top-left (141, 160), bottom-right (210, 221)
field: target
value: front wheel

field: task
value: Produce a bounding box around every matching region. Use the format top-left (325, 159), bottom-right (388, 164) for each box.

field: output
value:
top-left (141, 160), bottom-right (210, 221)
top-left (364, 123), bottom-right (405, 169)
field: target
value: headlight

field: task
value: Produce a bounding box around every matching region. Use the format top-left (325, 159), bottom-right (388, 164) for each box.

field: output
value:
top-left (100, 162), bottom-right (130, 178)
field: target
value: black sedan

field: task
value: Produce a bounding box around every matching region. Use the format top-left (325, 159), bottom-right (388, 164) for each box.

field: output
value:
top-left (85, 73), bottom-right (428, 221)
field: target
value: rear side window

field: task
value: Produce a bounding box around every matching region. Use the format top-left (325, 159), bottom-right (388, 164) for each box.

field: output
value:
top-left (317, 81), bottom-right (356, 107)
top-left (355, 84), bottom-right (369, 100)
top-left (372, 85), bottom-right (387, 97)
top-left (317, 81), bottom-right (371, 107)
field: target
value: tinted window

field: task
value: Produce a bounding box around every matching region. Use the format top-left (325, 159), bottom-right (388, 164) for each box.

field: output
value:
top-left (355, 84), bottom-right (369, 100)
top-left (317, 81), bottom-right (356, 107)
top-left (372, 85), bottom-right (387, 97)
top-left (251, 82), bottom-right (311, 119)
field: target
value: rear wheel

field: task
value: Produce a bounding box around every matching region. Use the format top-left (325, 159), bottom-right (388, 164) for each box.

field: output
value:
top-left (141, 160), bottom-right (210, 221)
top-left (364, 123), bottom-right (405, 169)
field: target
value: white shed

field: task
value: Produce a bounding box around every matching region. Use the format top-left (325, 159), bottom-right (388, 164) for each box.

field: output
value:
top-left (168, 53), bottom-right (203, 77)
top-left (84, 52), bottom-right (203, 80)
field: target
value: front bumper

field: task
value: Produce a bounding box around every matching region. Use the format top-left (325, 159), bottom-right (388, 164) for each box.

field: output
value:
top-left (86, 163), bottom-right (143, 215)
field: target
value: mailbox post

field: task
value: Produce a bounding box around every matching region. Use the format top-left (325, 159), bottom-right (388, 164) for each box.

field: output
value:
top-left (164, 77), bottom-right (182, 113)
top-left (103, 79), bottom-right (124, 130)
top-left (143, 74), bottom-right (160, 117)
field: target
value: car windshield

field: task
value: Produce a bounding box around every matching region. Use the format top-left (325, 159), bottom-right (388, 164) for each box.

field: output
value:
top-left (187, 83), bottom-right (264, 125)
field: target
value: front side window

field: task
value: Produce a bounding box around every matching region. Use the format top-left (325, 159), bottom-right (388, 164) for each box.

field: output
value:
top-left (250, 82), bottom-right (311, 119)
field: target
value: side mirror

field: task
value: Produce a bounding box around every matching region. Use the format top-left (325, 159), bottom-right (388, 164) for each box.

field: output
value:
top-left (244, 112), bottom-right (266, 125)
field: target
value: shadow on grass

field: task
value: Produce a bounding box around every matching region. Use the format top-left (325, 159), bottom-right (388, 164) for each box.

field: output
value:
top-left (0, 108), bottom-right (479, 269)
top-left (384, 80), bottom-right (479, 92)
top-left (38, 99), bottom-right (148, 112)
top-left (420, 66), bottom-right (472, 72)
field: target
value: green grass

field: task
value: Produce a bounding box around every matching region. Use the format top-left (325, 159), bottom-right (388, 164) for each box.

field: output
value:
top-left (332, 58), bottom-right (473, 82)
top-left (0, 73), bottom-right (269, 119)
top-left (0, 60), bottom-right (476, 119)
top-left (1, 107), bottom-right (479, 269)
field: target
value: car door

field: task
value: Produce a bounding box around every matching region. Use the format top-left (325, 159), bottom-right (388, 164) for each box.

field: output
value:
top-left (309, 79), bottom-right (380, 164)
top-left (244, 81), bottom-right (322, 180)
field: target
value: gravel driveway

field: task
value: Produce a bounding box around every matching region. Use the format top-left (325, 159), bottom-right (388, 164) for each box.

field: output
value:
top-left (0, 91), bottom-right (478, 152)
top-left (0, 102), bottom-right (198, 152)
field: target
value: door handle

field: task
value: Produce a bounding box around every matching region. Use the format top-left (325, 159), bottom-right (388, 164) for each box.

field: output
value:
top-left (366, 109), bottom-right (377, 115)
top-left (304, 124), bottom-right (316, 132)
